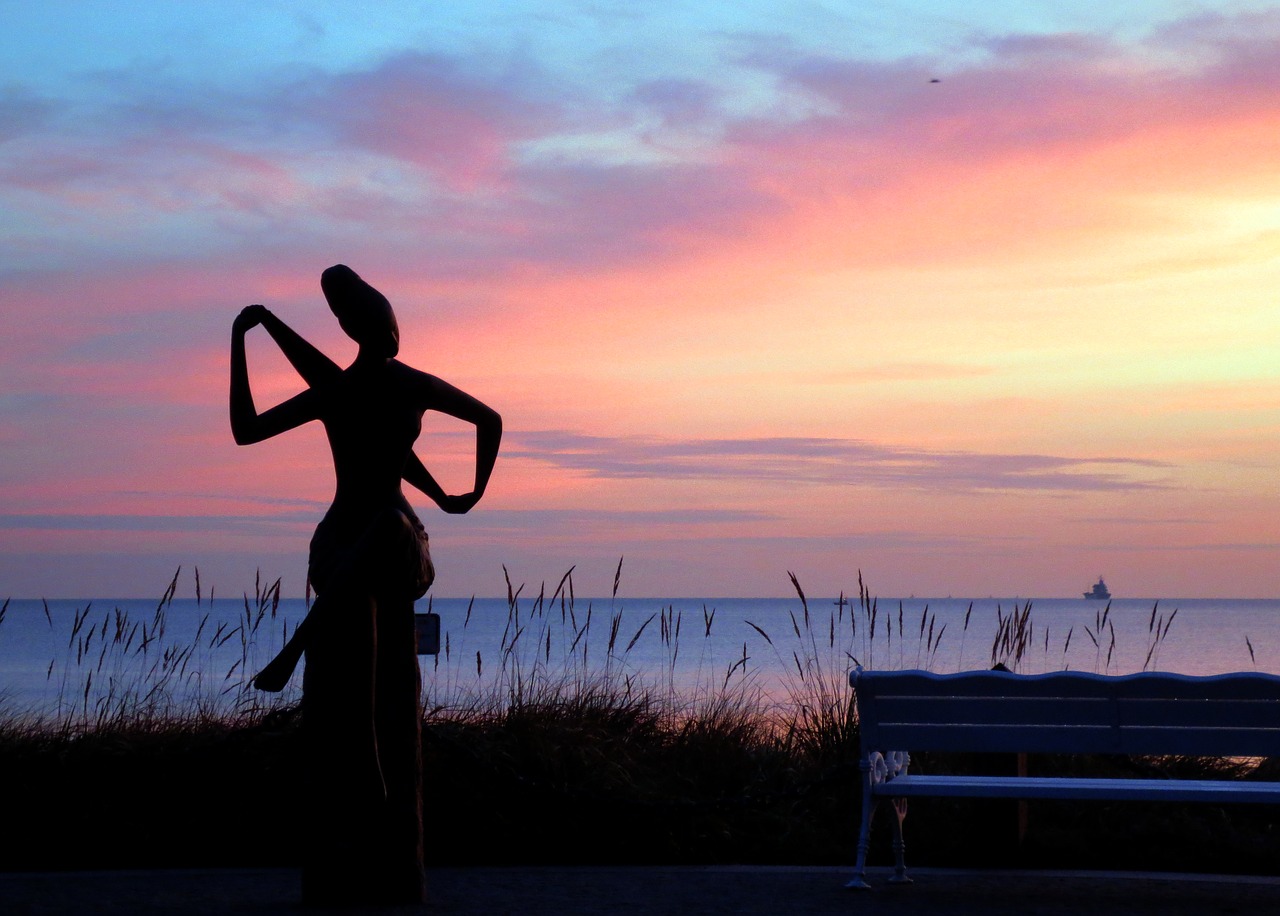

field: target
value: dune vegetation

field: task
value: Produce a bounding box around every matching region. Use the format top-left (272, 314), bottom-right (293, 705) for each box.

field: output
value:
top-left (1, 567), bottom-right (1277, 874)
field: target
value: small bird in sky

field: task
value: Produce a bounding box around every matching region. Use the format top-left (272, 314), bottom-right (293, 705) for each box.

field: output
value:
top-left (929, 78), bottom-right (941, 83)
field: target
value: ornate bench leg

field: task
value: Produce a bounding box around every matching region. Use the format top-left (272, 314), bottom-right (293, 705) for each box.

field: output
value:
top-left (846, 772), bottom-right (876, 889)
top-left (848, 801), bottom-right (875, 888)
top-left (887, 796), bottom-right (913, 885)
top-left (849, 751), bottom-right (914, 889)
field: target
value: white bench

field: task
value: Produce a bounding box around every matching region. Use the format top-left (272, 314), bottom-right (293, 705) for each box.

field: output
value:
top-left (849, 668), bottom-right (1280, 888)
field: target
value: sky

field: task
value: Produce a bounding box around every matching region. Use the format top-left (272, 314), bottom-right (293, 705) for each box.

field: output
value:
top-left (1, 1), bottom-right (1278, 600)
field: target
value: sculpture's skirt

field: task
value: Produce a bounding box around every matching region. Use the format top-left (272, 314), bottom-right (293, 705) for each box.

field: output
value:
top-left (306, 507), bottom-right (434, 600)
top-left (300, 507), bottom-right (429, 906)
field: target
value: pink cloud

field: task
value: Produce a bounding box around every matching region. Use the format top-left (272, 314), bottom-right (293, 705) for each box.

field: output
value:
top-left (311, 53), bottom-right (541, 188)
top-left (484, 13), bottom-right (1280, 276)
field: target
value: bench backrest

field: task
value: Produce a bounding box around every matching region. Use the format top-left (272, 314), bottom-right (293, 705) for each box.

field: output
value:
top-left (852, 669), bottom-right (1280, 757)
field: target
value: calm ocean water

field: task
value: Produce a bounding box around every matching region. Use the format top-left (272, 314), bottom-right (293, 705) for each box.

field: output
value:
top-left (1, 594), bottom-right (1278, 719)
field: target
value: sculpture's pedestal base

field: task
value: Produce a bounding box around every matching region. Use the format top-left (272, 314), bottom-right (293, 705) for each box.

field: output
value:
top-left (301, 595), bottom-right (425, 907)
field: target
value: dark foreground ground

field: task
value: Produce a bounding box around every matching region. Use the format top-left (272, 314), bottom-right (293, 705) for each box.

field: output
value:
top-left (4, 866), bottom-right (1280, 915)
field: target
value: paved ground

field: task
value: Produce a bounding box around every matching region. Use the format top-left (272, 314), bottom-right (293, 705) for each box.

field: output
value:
top-left (5, 866), bottom-right (1280, 915)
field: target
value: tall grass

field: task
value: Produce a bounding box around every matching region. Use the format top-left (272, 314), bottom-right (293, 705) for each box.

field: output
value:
top-left (421, 560), bottom-right (776, 750)
top-left (5, 567), bottom-right (294, 734)
top-left (2, 562), bottom-right (1201, 743)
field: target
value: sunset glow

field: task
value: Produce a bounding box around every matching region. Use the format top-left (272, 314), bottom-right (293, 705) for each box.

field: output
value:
top-left (2, 2), bottom-right (1278, 598)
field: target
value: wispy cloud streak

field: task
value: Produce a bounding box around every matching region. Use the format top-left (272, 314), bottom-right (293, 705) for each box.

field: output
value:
top-left (508, 431), bottom-right (1170, 492)
top-left (0, 513), bottom-right (315, 534)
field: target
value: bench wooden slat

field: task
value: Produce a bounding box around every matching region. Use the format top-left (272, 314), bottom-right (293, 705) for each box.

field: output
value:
top-left (871, 696), bottom-right (1280, 729)
top-left (869, 723), bottom-right (1122, 754)
top-left (868, 722), bottom-right (1280, 757)
top-left (1115, 727), bottom-right (1280, 757)
top-left (1118, 699), bottom-right (1280, 728)
top-left (873, 696), bottom-right (1113, 726)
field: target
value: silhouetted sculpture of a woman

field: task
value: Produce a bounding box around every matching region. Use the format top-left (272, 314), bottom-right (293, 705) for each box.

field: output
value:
top-left (230, 265), bottom-right (501, 906)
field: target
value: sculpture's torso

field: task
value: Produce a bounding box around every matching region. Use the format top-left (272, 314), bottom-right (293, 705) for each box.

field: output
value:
top-left (318, 359), bottom-right (425, 533)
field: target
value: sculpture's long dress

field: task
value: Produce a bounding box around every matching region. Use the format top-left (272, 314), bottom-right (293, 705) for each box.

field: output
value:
top-left (301, 506), bottom-right (433, 905)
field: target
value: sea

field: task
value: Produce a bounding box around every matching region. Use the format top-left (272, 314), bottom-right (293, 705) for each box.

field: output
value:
top-left (1, 594), bottom-right (1278, 721)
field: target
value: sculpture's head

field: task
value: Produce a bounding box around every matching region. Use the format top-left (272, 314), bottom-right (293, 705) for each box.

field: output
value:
top-left (321, 264), bottom-right (400, 358)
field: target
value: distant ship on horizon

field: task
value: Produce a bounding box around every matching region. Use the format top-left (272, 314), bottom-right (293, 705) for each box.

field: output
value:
top-left (1084, 576), bottom-right (1111, 600)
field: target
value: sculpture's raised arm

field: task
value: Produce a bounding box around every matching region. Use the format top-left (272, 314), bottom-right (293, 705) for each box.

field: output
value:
top-left (257, 308), bottom-right (343, 388)
top-left (230, 305), bottom-right (321, 445)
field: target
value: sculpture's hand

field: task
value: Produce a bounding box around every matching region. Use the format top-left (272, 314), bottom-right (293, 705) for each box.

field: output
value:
top-left (233, 304), bottom-right (270, 335)
top-left (438, 492), bottom-right (481, 514)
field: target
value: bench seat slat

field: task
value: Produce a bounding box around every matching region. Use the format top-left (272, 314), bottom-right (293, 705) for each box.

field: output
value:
top-left (872, 774), bottom-right (1280, 804)
top-left (853, 669), bottom-right (1280, 700)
